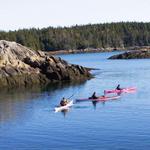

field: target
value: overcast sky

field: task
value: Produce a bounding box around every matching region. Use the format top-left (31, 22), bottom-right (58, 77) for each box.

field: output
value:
top-left (0, 0), bottom-right (150, 31)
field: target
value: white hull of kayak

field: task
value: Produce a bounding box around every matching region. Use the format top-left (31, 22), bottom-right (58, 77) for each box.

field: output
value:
top-left (54, 100), bottom-right (74, 112)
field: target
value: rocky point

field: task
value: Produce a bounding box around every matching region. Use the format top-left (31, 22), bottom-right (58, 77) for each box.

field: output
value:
top-left (0, 40), bottom-right (91, 88)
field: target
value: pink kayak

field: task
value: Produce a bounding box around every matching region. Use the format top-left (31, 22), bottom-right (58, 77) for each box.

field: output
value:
top-left (104, 87), bottom-right (136, 95)
top-left (76, 95), bottom-right (121, 102)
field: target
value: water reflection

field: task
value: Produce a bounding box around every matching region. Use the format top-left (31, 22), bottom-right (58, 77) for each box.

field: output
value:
top-left (61, 109), bottom-right (70, 117)
top-left (0, 80), bottom-right (87, 124)
top-left (92, 101), bottom-right (97, 109)
top-left (92, 100), bottom-right (106, 109)
top-left (0, 86), bottom-right (42, 124)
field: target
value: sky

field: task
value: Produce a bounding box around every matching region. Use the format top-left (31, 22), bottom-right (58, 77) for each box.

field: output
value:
top-left (0, 0), bottom-right (150, 31)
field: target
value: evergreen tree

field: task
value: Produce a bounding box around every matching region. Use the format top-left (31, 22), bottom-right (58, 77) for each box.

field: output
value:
top-left (1, 22), bottom-right (150, 51)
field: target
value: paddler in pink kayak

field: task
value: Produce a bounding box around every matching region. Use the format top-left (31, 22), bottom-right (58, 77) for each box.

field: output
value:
top-left (116, 84), bottom-right (123, 95)
top-left (116, 84), bottom-right (123, 90)
top-left (89, 92), bottom-right (98, 99)
top-left (91, 92), bottom-right (98, 99)
top-left (90, 92), bottom-right (106, 99)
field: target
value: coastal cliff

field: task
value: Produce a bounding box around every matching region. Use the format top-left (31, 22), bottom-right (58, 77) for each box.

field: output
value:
top-left (0, 40), bottom-right (91, 88)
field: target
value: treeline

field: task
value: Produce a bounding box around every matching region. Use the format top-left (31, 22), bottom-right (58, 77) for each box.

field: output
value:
top-left (1, 22), bottom-right (150, 51)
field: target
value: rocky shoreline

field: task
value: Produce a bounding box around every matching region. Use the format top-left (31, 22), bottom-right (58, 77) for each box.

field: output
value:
top-left (47, 46), bottom-right (150, 55)
top-left (108, 50), bottom-right (150, 59)
top-left (0, 40), bottom-right (92, 88)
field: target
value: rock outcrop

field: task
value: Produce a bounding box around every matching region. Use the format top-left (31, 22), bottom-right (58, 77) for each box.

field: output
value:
top-left (108, 50), bottom-right (150, 59)
top-left (0, 40), bottom-right (91, 88)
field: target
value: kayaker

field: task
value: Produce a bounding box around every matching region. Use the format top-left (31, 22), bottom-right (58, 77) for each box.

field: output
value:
top-left (90, 92), bottom-right (98, 99)
top-left (60, 97), bottom-right (69, 106)
top-left (116, 84), bottom-right (122, 90)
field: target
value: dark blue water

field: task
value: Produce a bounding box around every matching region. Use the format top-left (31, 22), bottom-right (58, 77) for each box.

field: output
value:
top-left (1, 52), bottom-right (150, 150)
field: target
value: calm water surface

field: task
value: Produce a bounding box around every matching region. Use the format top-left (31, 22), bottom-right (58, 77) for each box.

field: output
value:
top-left (1, 52), bottom-right (150, 150)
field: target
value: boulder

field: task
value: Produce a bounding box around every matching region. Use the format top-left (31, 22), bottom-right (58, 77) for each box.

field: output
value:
top-left (0, 40), bottom-right (92, 88)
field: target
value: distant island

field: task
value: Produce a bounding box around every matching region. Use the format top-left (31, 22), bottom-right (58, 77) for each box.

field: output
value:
top-left (108, 50), bottom-right (150, 59)
top-left (1, 22), bottom-right (150, 53)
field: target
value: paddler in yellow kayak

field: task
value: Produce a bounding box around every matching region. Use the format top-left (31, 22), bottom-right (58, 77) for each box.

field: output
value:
top-left (60, 97), bottom-right (69, 106)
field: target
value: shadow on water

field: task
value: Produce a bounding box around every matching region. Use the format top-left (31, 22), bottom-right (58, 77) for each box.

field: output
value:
top-left (92, 101), bottom-right (106, 109)
top-left (0, 80), bottom-right (88, 124)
